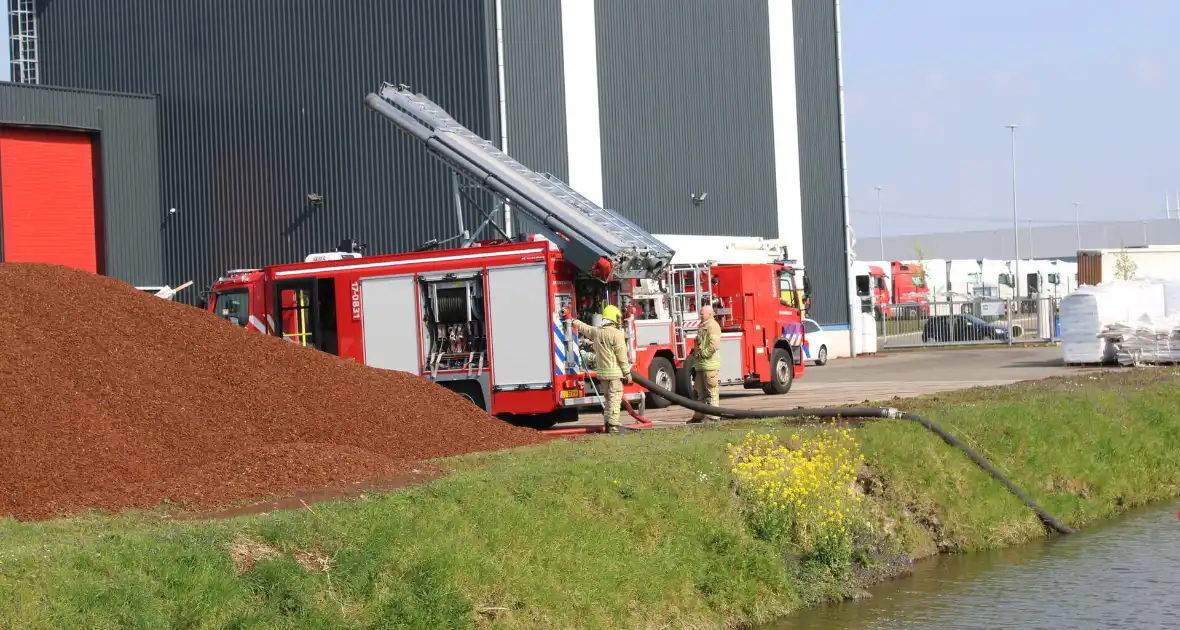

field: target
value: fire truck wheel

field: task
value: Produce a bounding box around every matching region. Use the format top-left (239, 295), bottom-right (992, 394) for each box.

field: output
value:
top-left (762, 347), bottom-right (794, 396)
top-left (441, 381), bottom-right (487, 412)
top-left (675, 355), bottom-right (697, 398)
top-left (505, 408), bottom-right (575, 430)
top-left (519, 413), bottom-right (558, 430)
top-left (645, 357), bottom-right (676, 409)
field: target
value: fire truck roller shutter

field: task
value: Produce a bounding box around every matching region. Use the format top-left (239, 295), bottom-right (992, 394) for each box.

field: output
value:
top-left (360, 275), bottom-right (422, 375)
top-left (486, 263), bottom-right (554, 388)
top-left (719, 336), bottom-right (744, 383)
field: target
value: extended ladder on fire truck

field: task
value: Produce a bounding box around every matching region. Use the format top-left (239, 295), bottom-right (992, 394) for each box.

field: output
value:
top-left (666, 263), bottom-right (737, 361)
top-left (363, 83), bottom-right (674, 282)
top-left (668, 263), bottom-right (711, 360)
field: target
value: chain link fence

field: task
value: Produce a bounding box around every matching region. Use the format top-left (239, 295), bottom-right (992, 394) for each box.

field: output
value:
top-left (874, 297), bottom-right (1061, 349)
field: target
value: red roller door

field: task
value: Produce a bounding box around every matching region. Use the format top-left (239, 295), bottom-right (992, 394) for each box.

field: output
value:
top-left (0, 127), bottom-right (100, 272)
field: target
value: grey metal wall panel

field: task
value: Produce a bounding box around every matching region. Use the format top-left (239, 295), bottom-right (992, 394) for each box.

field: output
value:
top-left (0, 82), bottom-right (163, 286)
top-left (501, 0), bottom-right (567, 238)
top-left (793, 0), bottom-right (850, 326)
top-left (501, 0), bottom-right (569, 182)
top-left (36, 0), bottom-right (498, 301)
top-left (595, 0), bottom-right (778, 238)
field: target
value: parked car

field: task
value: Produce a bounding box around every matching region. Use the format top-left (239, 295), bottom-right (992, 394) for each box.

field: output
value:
top-left (801, 318), bottom-right (829, 366)
top-left (922, 314), bottom-right (1010, 343)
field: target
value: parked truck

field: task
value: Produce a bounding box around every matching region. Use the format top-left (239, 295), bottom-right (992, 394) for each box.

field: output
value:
top-left (205, 83), bottom-right (807, 427)
top-left (853, 260), bottom-right (930, 319)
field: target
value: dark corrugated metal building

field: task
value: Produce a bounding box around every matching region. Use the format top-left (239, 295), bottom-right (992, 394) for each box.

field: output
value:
top-left (12, 0), bottom-right (852, 332)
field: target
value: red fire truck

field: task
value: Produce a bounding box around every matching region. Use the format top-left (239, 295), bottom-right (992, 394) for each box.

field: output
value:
top-left (205, 84), bottom-right (806, 426)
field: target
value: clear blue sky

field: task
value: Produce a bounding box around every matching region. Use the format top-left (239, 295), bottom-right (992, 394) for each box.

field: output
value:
top-left (4, 2), bottom-right (1174, 238)
top-left (841, 0), bottom-right (1180, 238)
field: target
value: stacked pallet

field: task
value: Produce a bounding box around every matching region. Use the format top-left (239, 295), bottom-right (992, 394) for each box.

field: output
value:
top-left (1061, 278), bottom-right (1180, 365)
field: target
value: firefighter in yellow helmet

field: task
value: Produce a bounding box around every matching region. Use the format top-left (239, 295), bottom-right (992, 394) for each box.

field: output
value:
top-left (566, 303), bottom-right (632, 434)
top-left (688, 303), bottom-right (721, 424)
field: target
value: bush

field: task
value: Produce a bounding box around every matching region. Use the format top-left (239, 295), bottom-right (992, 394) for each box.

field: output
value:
top-left (727, 429), bottom-right (865, 577)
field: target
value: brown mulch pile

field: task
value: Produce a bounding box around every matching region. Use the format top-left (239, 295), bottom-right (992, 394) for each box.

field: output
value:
top-left (0, 263), bottom-right (549, 520)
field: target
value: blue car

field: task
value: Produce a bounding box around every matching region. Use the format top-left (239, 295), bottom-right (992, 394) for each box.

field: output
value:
top-left (922, 314), bottom-right (1009, 343)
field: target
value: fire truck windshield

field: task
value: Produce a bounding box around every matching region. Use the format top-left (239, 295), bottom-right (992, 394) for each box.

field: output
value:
top-left (778, 270), bottom-right (799, 308)
top-left (212, 290), bottom-right (249, 327)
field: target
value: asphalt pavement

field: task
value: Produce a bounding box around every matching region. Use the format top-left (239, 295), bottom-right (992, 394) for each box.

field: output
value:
top-left (571, 345), bottom-right (1107, 428)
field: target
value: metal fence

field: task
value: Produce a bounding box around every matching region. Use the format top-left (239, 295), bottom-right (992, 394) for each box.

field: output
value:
top-left (872, 297), bottom-right (1061, 349)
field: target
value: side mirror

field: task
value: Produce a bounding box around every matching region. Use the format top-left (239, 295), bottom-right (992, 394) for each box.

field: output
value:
top-left (803, 277), bottom-right (812, 296)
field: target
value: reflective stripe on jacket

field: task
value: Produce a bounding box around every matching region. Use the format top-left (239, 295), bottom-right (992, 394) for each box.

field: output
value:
top-left (572, 320), bottom-right (630, 380)
top-left (693, 318), bottom-right (722, 370)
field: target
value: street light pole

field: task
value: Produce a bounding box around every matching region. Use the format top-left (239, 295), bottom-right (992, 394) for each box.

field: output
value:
top-left (1006, 124), bottom-right (1020, 299)
top-left (1072, 201), bottom-right (1081, 251)
top-left (1028, 219), bottom-right (1034, 259)
top-left (875, 185), bottom-right (884, 261)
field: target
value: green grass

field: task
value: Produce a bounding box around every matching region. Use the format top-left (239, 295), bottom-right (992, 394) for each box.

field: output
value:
top-left (1, 369), bottom-right (1178, 629)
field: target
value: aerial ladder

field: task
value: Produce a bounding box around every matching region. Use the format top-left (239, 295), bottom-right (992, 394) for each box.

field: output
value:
top-left (363, 83), bottom-right (675, 283)
top-left (364, 83), bottom-right (682, 382)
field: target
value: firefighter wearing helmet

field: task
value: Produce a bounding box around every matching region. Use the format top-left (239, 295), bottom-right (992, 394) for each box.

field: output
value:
top-left (565, 303), bottom-right (632, 434)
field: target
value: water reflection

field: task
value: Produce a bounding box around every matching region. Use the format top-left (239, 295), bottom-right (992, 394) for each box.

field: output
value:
top-left (781, 504), bottom-right (1180, 630)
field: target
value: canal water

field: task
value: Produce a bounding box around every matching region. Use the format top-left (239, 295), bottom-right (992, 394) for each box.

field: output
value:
top-left (780, 503), bottom-right (1180, 629)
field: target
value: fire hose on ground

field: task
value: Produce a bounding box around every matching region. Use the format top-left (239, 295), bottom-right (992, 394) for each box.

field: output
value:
top-left (541, 378), bottom-right (654, 436)
top-left (545, 369), bottom-right (1077, 536)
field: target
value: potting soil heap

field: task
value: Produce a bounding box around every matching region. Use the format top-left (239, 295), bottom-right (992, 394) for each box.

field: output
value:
top-left (0, 263), bottom-right (547, 520)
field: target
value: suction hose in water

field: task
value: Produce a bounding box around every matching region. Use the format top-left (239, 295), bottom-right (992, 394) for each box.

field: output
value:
top-left (627, 370), bottom-right (1077, 535)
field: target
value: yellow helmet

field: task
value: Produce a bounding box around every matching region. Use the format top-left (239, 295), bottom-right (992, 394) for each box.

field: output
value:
top-left (601, 304), bottom-right (622, 324)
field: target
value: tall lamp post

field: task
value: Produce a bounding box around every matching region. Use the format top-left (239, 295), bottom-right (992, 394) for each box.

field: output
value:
top-left (875, 185), bottom-right (884, 261)
top-left (1006, 124), bottom-right (1020, 299)
top-left (1028, 219), bottom-right (1034, 259)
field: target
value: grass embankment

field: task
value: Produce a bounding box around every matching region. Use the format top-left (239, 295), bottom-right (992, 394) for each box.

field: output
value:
top-left (2, 369), bottom-right (1179, 629)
